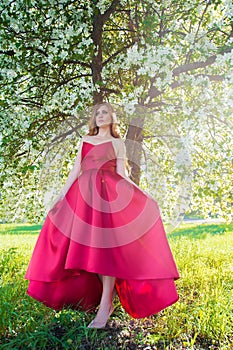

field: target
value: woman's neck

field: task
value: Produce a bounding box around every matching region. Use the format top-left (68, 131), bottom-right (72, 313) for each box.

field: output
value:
top-left (96, 127), bottom-right (112, 138)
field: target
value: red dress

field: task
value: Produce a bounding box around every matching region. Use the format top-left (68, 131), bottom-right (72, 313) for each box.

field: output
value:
top-left (25, 140), bottom-right (179, 318)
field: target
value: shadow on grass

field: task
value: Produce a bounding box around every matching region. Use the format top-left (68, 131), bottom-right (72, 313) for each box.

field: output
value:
top-left (168, 223), bottom-right (233, 239)
top-left (1, 222), bottom-right (233, 239)
top-left (0, 224), bottom-right (42, 235)
top-left (1, 313), bottom-right (221, 350)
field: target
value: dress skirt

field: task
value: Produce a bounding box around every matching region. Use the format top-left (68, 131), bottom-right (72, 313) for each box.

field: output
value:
top-left (25, 141), bottom-right (180, 318)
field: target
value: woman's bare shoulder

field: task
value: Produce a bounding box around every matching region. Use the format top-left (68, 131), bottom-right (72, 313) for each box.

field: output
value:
top-left (112, 138), bottom-right (126, 156)
top-left (82, 134), bottom-right (91, 140)
top-left (113, 138), bottom-right (125, 145)
top-left (81, 135), bottom-right (96, 143)
top-left (112, 137), bottom-right (124, 143)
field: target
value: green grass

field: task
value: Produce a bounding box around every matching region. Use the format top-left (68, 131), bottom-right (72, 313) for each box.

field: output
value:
top-left (0, 222), bottom-right (233, 349)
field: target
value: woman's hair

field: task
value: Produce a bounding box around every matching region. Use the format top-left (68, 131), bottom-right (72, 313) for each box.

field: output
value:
top-left (88, 102), bottom-right (121, 138)
top-left (87, 102), bottom-right (131, 175)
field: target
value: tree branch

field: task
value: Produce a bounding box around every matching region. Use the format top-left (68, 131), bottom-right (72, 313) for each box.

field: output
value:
top-left (101, 0), bottom-right (121, 23)
top-left (62, 59), bottom-right (91, 69)
top-left (0, 50), bottom-right (15, 56)
top-left (173, 55), bottom-right (217, 76)
top-left (195, 74), bottom-right (225, 81)
top-left (173, 47), bottom-right (232, 76)
top-left (103, 43), bottom-right (135, 66)
top-left (54, 73), bottom-right (92, 89)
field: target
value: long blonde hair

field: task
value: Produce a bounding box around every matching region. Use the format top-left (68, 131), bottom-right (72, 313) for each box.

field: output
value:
top-left (88, 102), bottom-right (121, 138)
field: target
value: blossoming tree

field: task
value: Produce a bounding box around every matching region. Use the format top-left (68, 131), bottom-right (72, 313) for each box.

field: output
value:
top-left (0, 0), bottom-right (232, 223)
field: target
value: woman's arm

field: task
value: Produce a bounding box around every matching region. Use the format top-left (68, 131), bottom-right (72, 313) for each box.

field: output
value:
top-left (115, 139), bottom-right (136, 186)
top-left (115, 138), bottom-right (127, 177)
top-left (115, 139), bottom-right (153, 198)
top-left (51, 139), bottom-right (84, 207)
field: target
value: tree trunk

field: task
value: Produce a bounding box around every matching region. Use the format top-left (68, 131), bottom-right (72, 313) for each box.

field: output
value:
top-left (125, 106), bottom-right (145, 185)
top-left (91, 10), bottom-right (104, 104)
top-left (91, 1), bottom-right (120, 104)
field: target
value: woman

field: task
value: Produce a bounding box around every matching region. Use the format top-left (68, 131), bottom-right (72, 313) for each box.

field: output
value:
top-left (25, 102), bottom-right (179, 329)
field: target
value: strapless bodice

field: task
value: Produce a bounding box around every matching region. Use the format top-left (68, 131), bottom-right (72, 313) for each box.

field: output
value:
top-left (81, 141), bottom-right (117, 173)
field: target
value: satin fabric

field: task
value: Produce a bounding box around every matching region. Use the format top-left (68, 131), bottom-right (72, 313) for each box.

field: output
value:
top-left (25, 141), bottom-right (179, 318)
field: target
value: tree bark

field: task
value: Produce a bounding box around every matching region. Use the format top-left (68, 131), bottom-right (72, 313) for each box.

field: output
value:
top-left (91, 0), bottom-right (120, 103)
top-left (91, 9), bottom-right (104, 104)
top-left (125, 105), bottom-right (145, 185)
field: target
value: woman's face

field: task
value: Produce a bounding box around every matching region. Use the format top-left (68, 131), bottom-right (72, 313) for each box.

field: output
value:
top-left (95, 105), bottom-right (112, 128)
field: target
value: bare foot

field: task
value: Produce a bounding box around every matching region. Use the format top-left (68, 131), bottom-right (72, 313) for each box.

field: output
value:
top-left (87, 304), bottom-right (114, 329)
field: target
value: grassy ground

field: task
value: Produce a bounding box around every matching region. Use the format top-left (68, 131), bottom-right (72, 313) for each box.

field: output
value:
top-left (0, 222), bottom-right (232, 349)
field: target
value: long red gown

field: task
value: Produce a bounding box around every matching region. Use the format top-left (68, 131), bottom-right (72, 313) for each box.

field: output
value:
top-left (25, 140), bottom-right (179, 318)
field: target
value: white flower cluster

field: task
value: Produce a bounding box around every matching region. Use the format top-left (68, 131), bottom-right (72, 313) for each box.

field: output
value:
top-left (223, 0), bottom-right (233, 18)
top-left (1, 69), bottom-right (17, 79)
top-left (120, 89), bottom-right (145, 115)
top-left (174, 149), bottom-right (192, 168)
top-left (38, 77), bottom-right (94, 116)
top-left (124, 44), bottom-right (175, 91)
top-left (111, 44), bottom-right (174, 96)
top-left (96, 0), bottom-right (110, 14)
top-left (215, 49), bottom-right (233, 70)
